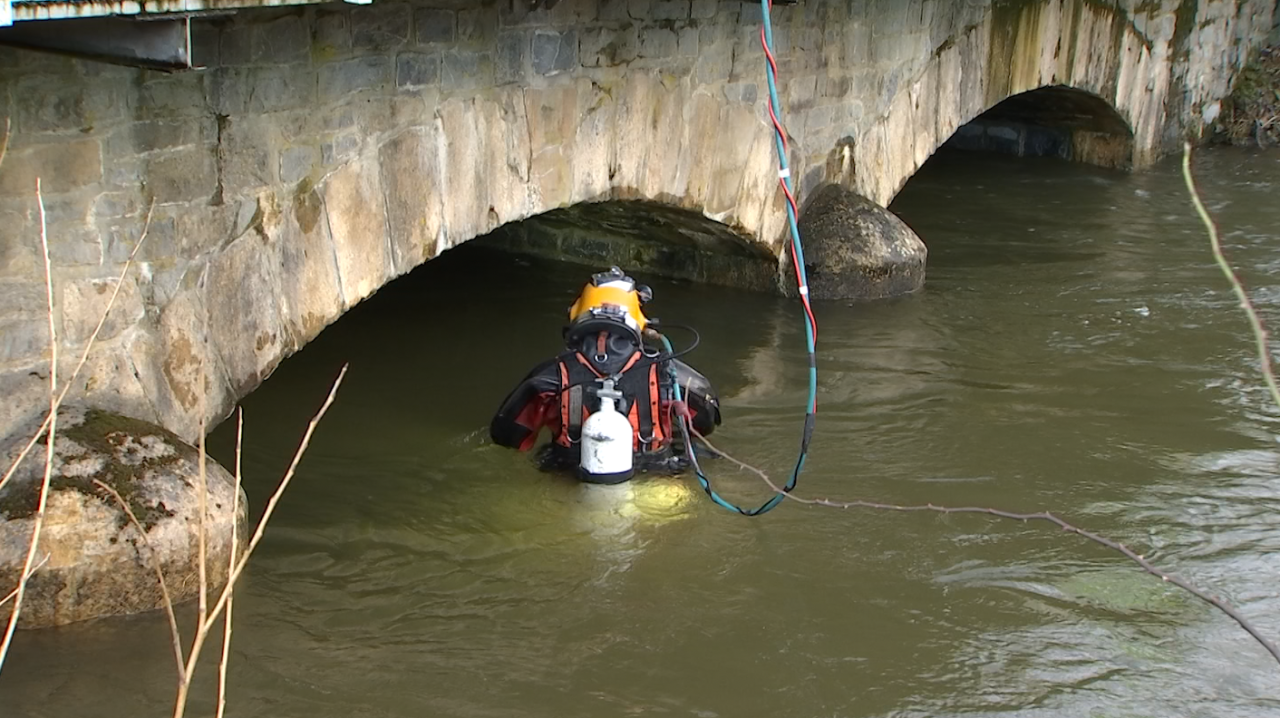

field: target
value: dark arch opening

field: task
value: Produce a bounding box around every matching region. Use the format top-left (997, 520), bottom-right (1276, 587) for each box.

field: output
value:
top-left (466, 200), bottom-right (779, 293)
top-left (941, 85), bottom-right (1135, 169)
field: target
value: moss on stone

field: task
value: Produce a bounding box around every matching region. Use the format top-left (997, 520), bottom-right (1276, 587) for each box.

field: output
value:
top-left (1212, 46), bottom-right (1280, 146)
top-left (0, 409), bottom-right (190, 530)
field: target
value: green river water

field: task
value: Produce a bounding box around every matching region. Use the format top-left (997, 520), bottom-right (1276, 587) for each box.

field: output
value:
top-left (3, 146), bottom-right (1280, 717)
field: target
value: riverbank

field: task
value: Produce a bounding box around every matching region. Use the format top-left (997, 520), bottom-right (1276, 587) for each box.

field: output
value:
top-left (1211, 45), bottom-right (1279, 147)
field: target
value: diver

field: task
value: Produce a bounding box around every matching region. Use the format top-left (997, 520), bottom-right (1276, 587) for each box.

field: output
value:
top-left (489, 267), bottom-right (721, 484)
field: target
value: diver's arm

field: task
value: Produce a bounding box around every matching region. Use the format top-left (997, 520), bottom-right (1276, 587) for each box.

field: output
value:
top-left (490, 359), bottom-right (561, 450)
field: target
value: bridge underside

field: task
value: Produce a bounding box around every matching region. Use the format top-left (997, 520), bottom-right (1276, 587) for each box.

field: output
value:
top-left (942, 86), bottom-right (1135, 169)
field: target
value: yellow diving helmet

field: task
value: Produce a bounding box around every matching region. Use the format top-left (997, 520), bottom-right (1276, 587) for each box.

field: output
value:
top-left (566, 267), bottom-right (652, 342)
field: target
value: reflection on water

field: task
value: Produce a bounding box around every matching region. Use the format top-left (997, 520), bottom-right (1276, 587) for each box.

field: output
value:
top-left (4, 147), bottom-right (1280, 717)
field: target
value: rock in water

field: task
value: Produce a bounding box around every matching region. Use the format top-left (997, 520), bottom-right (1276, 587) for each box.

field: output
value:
top-left (792, 183), bottom-right (927, 301)
top-left (0, 405), bottom-right (247, 629)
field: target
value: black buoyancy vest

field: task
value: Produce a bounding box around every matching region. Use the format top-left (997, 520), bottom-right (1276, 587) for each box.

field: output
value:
top-left (555, 348), bottom-right (669, 455)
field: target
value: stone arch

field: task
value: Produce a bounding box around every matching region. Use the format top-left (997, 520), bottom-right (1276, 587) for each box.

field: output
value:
top-left (839, 0), bottom-right (1166, 208)
top-left (941, 84), bottom-right (1135, 168)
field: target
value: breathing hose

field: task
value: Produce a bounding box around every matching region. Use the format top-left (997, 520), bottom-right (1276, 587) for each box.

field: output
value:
top-left (660, 0), bottom-right (817, 516)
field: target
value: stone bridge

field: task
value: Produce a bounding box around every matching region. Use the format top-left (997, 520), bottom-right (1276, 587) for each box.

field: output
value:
top-left (0, 0), bottom-right (1275, 445)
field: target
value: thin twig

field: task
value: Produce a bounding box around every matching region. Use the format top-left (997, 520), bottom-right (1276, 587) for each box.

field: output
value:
top-left (91, 479), bottom-right (186, 684)
top-left (691, 428), bottom-right (1280, 667)
top-left (0, 556), bottom-right (48, 609)
top-left (0, 200), bottom-right (156, 498)
top-left (173, 365), bottom-right (348, 718)
top-left (1180, 141), bottom-right (1280, 410)
top-left (0, 117), bottom-right (10, 169)
top-left (0, 179), bottom-right (59, 676)
top-left (215, 408), bottom-right (244, 718)
top-left (196, 411), bottom-right (209, 648)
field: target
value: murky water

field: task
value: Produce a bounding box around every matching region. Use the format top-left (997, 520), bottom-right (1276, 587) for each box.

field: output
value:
top-left (5, 147), bottom-right (1280, 717)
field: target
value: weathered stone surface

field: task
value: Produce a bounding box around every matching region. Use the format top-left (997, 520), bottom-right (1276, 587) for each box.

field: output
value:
top-left (275, 183), bottom-right (345, 345)
top-left (280, 145), bottom-right (317, 185)
top-left (322, 157), bottom-right (393, 306)
top-left (205, 222), bottom-right (290, 396)
top-left (379, 128), bottom-right (442, 273)
top-left (532, 29), bottom-right (577, 75)
top-left (144, 145), bottom-right (217, 205)
top-left (0, 405), bottom-right (247, 629)
top-left (352, 3), bottom-right (412, 52)
top-left (0, 140), bottom-right (102, 197)
top-left (252, 15), bottom-right (310, 63)
top-left (415, 8), bottom-right (455, 44)
top-left (61, 276), bottom-right (145, 346)
top-left (318, 56), bottom-right (392, 101)
top-left (396, 52), bottom-right (440, 89)
top-left (793, 183), bottom-right (926, 301)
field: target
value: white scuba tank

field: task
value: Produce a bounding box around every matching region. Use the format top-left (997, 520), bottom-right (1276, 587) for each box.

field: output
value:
top-left (579, 379), bottom-right (635, 483)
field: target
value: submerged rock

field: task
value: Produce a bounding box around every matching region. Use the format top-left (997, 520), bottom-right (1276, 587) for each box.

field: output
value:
top-left (0, 405), bottom-right (246, 628)
top-left (792, 184), bottom-right (927, 301)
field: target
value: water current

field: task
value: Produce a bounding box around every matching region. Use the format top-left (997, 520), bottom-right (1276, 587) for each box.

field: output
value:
top-left (3, 146), bottom-right (1279, 717)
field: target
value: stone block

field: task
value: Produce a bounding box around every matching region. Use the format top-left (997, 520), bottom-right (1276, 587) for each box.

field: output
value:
top-left (396, 52), bottom-right (440, 89)
top-left (279, 146), bottom-right (316, 184)
top-left (695, 45), bottom-right (733, 84)
top-left (458, 7), bottom-right (498, 46)
top-left (721, 82), bottom-right (757, 104)
top-left (207, 67), bottom-right (249, 116)
top-left (0, 281), bottom-right (50, 365)
top-left (248, 65), bottom-right (318, 114)
top-left (640, 27), bottom-right (678, 58)
top-left (678, 26), bottom-right (699, 56)
top-left (0, 206), bottom-right (36, 279)
top-left (321, 156), bottom-right (392, 306)
top-left (600, 0), bottom-right (628, 22)
top-left (61, 276), bottom-right (145, 345)
top-left (441, 51), bottom-right (494, 91)
top-left (415, 8), bottom-right (455, 44)
top-left (532, 29), bottom-right (577, 75)
top-left (144, 145), bottom-right (216, 205)
top-left (105, 119), bottom-right (213, 158)
top-left (15, 81), bottom-right (125, 134)
top-left (652, 0), bottom-right (689, 20)
top-left (313, 12), bottom-right (352, 60)
top-left (136, 73), bottom-right (207, 119)
top-left (318, 56), bottom-right (392, 102)
top-left (217, 118), bottom-right (275, 196)
top-left (252, 14), bottom-right (309, 64)
top-left (351, 3), bottom-right (411, 52)
top-left (190, 19), bottom-right (220, 68)
top-left (378, 128), bottom-right (442, 273)
top-left (496, 31), bottom-right (529, 84)
top-left (691, 0), bottom-right (716, 20)
top-left (272, 187), bottom-right (342, 346)
top-left (205, 230), bottom-right (290, 396)
top-left (0, 140), bottom-right (103, 197)
top-left (219, 24), bottom-right (252, 65)
top-left (581, 24), bottom-right (640, 67)
top-left (321, 133), bottom-right (360, 167)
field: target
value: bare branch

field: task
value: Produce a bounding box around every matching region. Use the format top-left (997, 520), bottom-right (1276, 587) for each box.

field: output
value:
top-left (0, 200), bottom-right (156, 497)
top-left (0, 179), bottom-right (60, 676)
top-left (173, 365), bottom-right (348, 718)
top-left (215, 408), bottom-right (244, 718)
top-left (1180, 141), bottom-right (1280, 411)
top-left (691, 427), bottom-right (1280, 667)
top-left (91, 479), bottom-right (186, 684)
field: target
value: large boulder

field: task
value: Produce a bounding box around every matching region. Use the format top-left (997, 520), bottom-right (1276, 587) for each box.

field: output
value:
top-left (0, 405), bottom-right (246, 628)
top-left (791, 183), bottom-right (927, 301)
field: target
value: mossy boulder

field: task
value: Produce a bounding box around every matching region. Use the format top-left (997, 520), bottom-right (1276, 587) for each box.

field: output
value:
top-left (792, 184), bottom-right (927, 301)
top-left (0, 405), bottom-right (247, 629)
